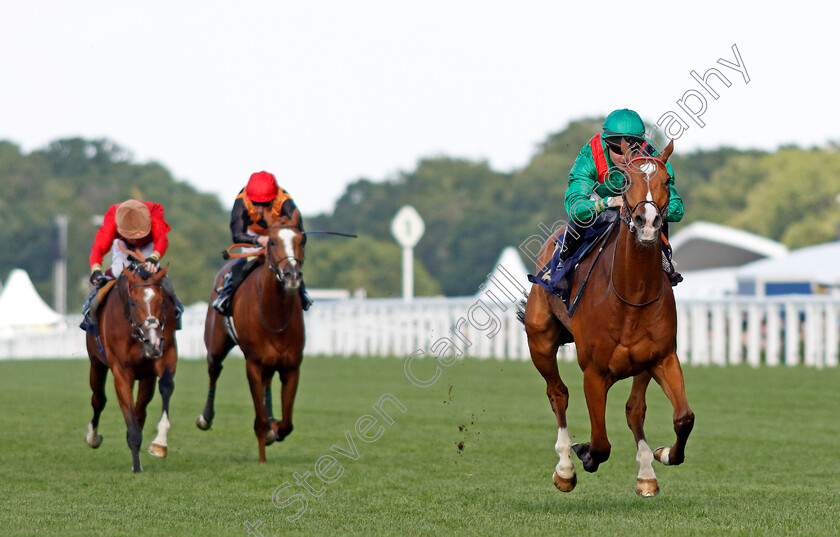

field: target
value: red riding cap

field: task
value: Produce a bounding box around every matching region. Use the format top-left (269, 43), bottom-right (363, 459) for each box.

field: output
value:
top-left (245, 171), bottom-right (279, 203)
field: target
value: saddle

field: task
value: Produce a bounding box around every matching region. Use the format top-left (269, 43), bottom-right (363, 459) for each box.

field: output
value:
top-left (528, 211), bottom-right (618, 305)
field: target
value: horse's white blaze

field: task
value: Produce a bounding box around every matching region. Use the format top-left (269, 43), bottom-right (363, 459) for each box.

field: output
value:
top-left (636, 439), bottom-right (657, 480)
top-left (640, 161), bottom-right (657, 176)
top-left (142, 288), bottom-right (161, 347)
top-left (639, 190), bottom-right (659, 241)
top-left (151, 411), bottom-right (170, 447)
top-left (554, 427), bottom-right (575, 479)
top-left (658, 446), bottom-right (672, 465)
top-left (276, 228), bottom-right (297, 269)
top-left (142, 288), bottom-right (155, 313)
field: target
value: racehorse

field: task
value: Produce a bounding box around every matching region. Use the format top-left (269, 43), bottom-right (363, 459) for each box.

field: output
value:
top-left (85, 261), bottom-right (178, 473)
top-left (196, 213), bottom-right (305, 463)
top-left (522, 139), bottom-right (694, 496)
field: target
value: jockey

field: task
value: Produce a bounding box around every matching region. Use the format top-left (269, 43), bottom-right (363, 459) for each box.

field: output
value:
top-left (559, 108), bottom-right (684, 285)
top-left (212, 171), bottom-right (312, 315)
top-left (81, 199), bottom-right (183, 330)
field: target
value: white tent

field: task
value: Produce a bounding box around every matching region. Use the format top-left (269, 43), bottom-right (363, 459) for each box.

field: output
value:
top-left (736, 241), bottom-right (840, 284)
top-left (670, 221), bottom-right (788, 271)
top-left (0, 269), bottom-right (63, 329)
top-left (478, 246), bottom-right (530, 300)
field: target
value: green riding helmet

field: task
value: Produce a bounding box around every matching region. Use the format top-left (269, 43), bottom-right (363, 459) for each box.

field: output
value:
top-left (602, 109), bottom-right (646, 140)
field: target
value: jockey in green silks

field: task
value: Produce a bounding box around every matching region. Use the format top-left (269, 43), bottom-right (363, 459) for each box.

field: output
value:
top-left (559, 108), bottom-right (684, 285)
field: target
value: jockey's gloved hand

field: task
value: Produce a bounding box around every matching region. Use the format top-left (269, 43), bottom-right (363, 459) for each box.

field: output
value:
top-left (90, 270), bottom-right (105, 287)
top-left (147, 258), bottom-right (160, 271)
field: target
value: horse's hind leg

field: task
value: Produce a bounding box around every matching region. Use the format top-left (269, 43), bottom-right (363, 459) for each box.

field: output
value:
top-left (149, 367), bottom-right (175, 458)
top-left (626, 372), bottom-right (659, 497)
top-left (651, 353), bottom-right (695, 466)
top-left (272, 366), bottom-right (300, 444)
top-left (86, 359), bottom-right (108, 449)
top-left (524, 289), bottom-right (576, 491)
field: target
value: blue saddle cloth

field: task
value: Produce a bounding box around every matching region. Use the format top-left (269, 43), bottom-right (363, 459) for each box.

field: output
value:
top-left (527, 211), bottom-right (617, 305)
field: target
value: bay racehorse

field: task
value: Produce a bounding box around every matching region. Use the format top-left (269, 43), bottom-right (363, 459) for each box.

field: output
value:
top-left (522, 139), bottom-right (694, 496)
top-left (85, 261), bottom-right (177, 472)
top-left (196, 213), bottom-right (305, 463)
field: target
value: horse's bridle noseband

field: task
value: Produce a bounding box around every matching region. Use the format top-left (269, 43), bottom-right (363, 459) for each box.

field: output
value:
top-left (267, 225), bottom-right (303, 286)
top-left (617, 156), bottom-right (670, 232)
top-left (126, 280), bottom-right (166, 345)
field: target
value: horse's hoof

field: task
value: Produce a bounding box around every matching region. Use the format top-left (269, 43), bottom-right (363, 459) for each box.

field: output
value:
top-left (148, 443), bottom-right (167, 458)
top-left (654, 446), bottom-right (670, 465)
top-left (196, 415), bottom-right (211, 431)
top-left (635, 478), bottom-right (659, 497)
top-left (86, 433), bottom-right (103, 449)
top-left (553, 471), bottom-right (577, 492)
top-left (265, 429), bottom-right (276, 446)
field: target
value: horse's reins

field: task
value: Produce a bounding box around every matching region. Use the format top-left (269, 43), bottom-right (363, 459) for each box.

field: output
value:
top-left (610, 155), bottom-right (670, 308)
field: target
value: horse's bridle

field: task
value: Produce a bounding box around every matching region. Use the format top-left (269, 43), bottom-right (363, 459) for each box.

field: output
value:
top-left (258, 225), bottom-right (304, 334)
top-left (610, 155), bottom-right (670, 307)
top-left (617, 156), bottom-right (670, 233)
top-left (126, 280), bottom-right (167, 346)
top-left (266, 225), bottom-right (304, 285)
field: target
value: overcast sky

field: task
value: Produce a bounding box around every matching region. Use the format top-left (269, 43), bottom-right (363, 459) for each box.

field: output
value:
top-left (2, 1), bottom-right (837, 215)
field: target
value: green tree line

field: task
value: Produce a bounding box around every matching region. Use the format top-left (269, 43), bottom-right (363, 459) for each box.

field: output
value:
top-left (2, 120), bottom-right (839, 307)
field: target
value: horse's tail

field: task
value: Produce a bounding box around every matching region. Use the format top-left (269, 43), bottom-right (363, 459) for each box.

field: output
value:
top-left (515, 292), bottom-right (529, 326)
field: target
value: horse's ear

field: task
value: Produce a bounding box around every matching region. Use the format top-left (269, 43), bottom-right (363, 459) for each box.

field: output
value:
top-left (157, 264), bottom-right (169, 279)
top-left (122, 266), bottom-right (133, 279)
top-left (658, 139), bottom-right (674, 163)
top-left (287, 209), bottom-right (302, 229)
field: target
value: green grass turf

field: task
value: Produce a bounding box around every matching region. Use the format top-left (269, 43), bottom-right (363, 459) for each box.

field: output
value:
top-left (0, 356), bottom-right (838, 537)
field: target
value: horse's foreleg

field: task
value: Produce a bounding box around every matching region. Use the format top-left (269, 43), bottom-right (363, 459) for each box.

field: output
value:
top-left (86, 359), bottom-right (108, 449)
top-left (650, 353), bottom-right (695, 466)
top-left (135, 377), bottom-right (155, 430)
top-left (575, 368), bottom-right (612, 473)
top-left (525, 292), bottom-right (576, 492)
top-left (149, 367), bottom-right (175, 458)
top-left (626, 372), bottom-right (659, 497)
top-left (113, 369), bottom-right (143, 472)
top-left (245, 361), bottom-right (269, 463)
top-left (196, 352), bottom-right (225, 431)
top-left (272, 367), bottom-right (300, 443)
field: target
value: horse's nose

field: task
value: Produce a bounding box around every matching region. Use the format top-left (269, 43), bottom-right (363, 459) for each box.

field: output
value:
top-left (283, 270), bottom-right (302, 293)
top-left (633, 214), bottom-right (646, 231)
top-left (652, 214), bottom-right (662, 231)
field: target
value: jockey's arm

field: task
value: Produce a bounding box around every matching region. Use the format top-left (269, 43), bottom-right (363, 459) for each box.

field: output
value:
top-left (230, 198), bottom-right (260, 245)
top-left (564, 145), bottom-right (609, 227)
top-left (664, 162), bottom-right (684, 222)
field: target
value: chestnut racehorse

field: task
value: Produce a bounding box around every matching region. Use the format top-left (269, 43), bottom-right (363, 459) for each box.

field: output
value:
top-left (196, 214), bottom-right (305, 463)
top-left (85, 264), bottom-right (178, 473)
top-left (523, 139), bottom-right (694, 496)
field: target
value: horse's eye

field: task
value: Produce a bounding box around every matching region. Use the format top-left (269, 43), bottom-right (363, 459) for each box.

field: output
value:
top-left (268, 240), bottom-right (275, 247)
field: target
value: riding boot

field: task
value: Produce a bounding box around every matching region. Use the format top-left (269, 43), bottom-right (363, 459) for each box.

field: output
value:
top-left (558, 220), bottom-right (586, 270)
top-left (661, 223), bottom-right (683, 286)
top-left (161, 277), bottom-right (184, 330)
top-left (212, 260), bottom-right (247, 316)
top-left (299, 280), bottom-right (313, 311)
top-left (80, 278), bottom-right (108, 331)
